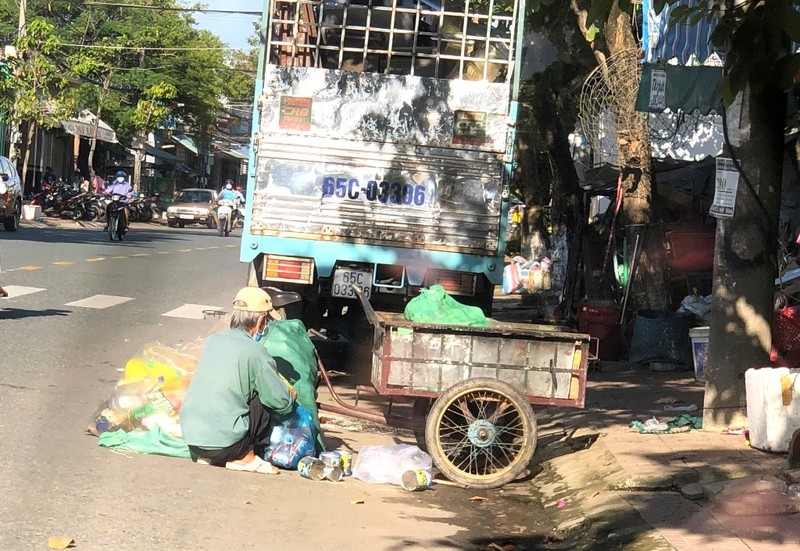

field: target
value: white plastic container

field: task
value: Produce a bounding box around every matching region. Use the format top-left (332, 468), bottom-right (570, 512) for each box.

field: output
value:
top-left (689, 326), bottom-right (709, 382)
top-left (745, 367), bottom-right (800, 452)
top-left (22, 204), bottom-right (41, 220)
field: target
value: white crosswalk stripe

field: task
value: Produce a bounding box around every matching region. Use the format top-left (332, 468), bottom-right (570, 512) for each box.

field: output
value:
top-left (162, 304), bottom-right (226, 320)
top-left (65, 294), bottom-right (134, 309)
top-left (0, 285), bottom-right (47, 299)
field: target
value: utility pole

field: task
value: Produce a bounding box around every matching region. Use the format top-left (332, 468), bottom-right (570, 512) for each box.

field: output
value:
top-left (8, 0), bottom-right (26, 162)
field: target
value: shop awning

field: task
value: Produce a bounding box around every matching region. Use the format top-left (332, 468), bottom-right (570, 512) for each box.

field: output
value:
top-left (635, 63), bottom-right (723, 115)
top-left (145, 145), bottom-right (180, 163)
top-left (62, 110), bottom-right (119, 143)
top-left (171, 133), bottom-right (198, 156)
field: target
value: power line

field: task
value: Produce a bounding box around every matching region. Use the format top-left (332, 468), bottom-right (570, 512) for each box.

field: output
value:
top-left (84, 2), bottom-right (262, 16)
top-left (58, 43), bottom-right (240, 51)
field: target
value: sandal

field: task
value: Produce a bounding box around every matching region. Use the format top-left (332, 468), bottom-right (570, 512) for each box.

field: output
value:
top-left (225, 457), bottom-right (280, 475)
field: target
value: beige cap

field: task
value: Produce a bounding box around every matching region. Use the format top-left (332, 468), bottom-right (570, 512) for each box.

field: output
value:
top-left (232, 287), bottom-right (281, 319)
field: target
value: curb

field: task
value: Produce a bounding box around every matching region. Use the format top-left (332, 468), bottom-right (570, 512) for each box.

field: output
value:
top-left (537, 433), bottom-right (676, 550)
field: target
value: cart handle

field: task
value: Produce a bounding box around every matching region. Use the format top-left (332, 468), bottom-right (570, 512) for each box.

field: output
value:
top-left (352, 284), bottom-right (379, 327)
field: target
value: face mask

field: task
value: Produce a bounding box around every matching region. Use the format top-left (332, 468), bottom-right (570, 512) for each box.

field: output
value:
top-left (116, 177), bottom-right (124, 183)
top-left (253, 318), bottom-right (269, 342)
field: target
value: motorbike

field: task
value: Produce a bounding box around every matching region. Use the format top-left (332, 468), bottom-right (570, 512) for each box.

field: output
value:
top-left (217, 199), bottom-right (234, 237)
top-left (127, 193), bottom-right (160, 222)
top-left (32, 183), bottom-right (77, 217)
top-left (107, 194), bottom-right (127, 241)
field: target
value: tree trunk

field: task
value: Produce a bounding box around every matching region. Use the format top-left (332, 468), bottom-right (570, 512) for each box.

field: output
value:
top-left (20, 121), bottom-right (35, 196)
top-left (133, 139), bottom-right (143, 193)
top-left (604, 5), bottom-right (668, 311)
top-left (88, 77), bottom-right (112, 181)
top-left (703, 84), bottom-right (786, 430)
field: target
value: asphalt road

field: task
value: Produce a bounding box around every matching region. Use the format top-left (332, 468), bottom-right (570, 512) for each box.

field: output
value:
top-left (0, 223), bottom-right (561, 551)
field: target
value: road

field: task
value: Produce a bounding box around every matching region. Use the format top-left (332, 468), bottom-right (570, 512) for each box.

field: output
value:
top-left (0, 223), bottom-right (564, 551)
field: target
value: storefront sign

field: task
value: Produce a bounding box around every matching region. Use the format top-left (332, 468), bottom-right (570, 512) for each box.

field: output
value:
top-left (710, 157), bottom-right (740, 219)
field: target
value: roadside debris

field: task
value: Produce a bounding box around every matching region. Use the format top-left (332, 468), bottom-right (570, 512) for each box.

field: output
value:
top-left (47, 537), bottom-right (75, 549)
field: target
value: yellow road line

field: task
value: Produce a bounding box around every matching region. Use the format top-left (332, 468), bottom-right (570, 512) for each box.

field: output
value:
top-left (19, 265), bottom-right (42, 271)
top-left (53, 261), bottom-right (74, 266)
top-left (129, 253), bottom-right (150, 257)
top-left (85, 257), bottom-right (106, 263)
top-left (225, 245), bottom-right (237, 248)
top-left (157, 251), bottom-right (171, 255)
top-left (205, 246), bottom-right (220, 250)
top-left (177, 248), bottom-right (193, 252)
top-left (111, 255), bottom-right (128, 260)
top-left (3, 268), bottom-right (19, 273)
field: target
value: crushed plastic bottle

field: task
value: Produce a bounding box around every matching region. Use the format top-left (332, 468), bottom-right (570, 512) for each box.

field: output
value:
top-left (642, 417), bottom-right (669, 433)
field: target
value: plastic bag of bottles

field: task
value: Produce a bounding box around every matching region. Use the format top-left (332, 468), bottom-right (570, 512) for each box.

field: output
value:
top-left (87, 378), bottom-right (177, 436)
top-left (264, 405), bottom-right (319, 469)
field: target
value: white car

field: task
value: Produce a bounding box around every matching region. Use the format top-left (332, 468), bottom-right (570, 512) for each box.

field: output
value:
top-left (0, 156), bottom-right (22, 232)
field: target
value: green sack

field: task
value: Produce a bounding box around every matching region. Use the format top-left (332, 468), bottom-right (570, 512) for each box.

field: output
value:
top-left (98, 426), bottom-right (191, 458)
top-left (263, 319), bottom-right (326, 452)
top-left (404, 285), bottom-right (490, 327)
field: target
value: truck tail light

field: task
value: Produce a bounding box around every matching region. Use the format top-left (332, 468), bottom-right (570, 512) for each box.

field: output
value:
top-left (424, 270), bottom-right (477, 297)
top-left (263, 255), bottom-right (314, 284)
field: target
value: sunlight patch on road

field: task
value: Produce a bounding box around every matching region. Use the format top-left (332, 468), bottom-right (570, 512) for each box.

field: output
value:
top-left (65, 294), bottom-right (134, 309)
top-left (162, 303), bottom-right (224, 320)
top-left (0, 285), bottom-right (46, 298)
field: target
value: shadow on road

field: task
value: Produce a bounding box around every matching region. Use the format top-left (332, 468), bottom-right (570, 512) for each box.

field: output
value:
top-left (0, 307), bottom-right (71, 320)
top-left (7, 224), bottom-right (226, 246)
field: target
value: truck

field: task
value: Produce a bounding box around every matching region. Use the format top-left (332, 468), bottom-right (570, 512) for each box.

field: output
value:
top-left (241, 0), bottom-right (525, 320)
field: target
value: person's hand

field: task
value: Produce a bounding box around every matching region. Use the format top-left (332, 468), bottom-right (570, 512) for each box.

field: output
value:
top-left (288, 386), bottom-right (298, 401)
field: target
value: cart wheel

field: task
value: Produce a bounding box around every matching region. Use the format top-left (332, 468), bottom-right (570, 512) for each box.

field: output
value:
top-left (425, 378), bottom-right (537, 489)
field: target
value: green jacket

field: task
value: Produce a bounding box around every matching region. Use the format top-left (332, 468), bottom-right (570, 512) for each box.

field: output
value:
top-left (180, 329), bottom-right (294, 449)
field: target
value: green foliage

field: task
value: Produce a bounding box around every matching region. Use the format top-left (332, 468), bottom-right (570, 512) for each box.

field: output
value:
top-left (6, 0), bottom-right (253, 146)
top-left (132, 82), bottom-right (177, 133)
top-left (0, 18), bottom-right (70, 130)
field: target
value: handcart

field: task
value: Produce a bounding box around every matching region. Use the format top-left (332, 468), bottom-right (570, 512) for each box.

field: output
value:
top-left (317, 289), bottom-right (590, 489)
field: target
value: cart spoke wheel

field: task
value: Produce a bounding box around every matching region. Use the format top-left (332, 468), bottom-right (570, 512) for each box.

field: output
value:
top-left (425, 378), bottom-right (537, 489)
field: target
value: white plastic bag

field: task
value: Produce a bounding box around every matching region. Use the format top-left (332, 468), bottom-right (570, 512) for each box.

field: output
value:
top-left (353, 444), bottom-right (433, 486)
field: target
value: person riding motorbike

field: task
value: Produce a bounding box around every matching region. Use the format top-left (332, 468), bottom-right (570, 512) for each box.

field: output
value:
top-left (104, 170), bottom-right (133, 232)
top-left (217, 181), bottom-right (237, 232)
top-left (233, 184), bottom-right (245, 227)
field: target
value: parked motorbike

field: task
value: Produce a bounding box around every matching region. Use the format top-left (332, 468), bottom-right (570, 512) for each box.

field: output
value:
top-left (107, 194), bottom-right (127, 241)
top-left (32, 183), bottom-right (77, 217)
top-left (217, 200), bottom-right (234, 237)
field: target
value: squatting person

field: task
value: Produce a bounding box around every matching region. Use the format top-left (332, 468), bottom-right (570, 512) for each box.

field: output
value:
top-left (180, 287), bottom-right (296, 474)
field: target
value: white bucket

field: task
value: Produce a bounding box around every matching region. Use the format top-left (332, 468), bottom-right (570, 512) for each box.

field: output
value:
top-left (689, 326), bottom-right (709, 382)
top-left (22, 204), bottom-right (41, 221)
top-left (746, 367), bottom-right (800, 452)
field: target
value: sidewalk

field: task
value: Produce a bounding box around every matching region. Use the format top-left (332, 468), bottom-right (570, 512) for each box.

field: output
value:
top-left (537, 364), bottom-right (800, 550)
top-left (316, 328), bottom-right (800, 550)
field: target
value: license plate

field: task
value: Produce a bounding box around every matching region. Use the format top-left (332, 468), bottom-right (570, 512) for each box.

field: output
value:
top-left (332, 269), bottom-right (371, 299)
top-left (179, 214), bottom-right (194, 220)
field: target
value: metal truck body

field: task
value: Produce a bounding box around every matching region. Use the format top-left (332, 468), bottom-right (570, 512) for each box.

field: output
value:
top-left (242, 0), bottom-right (524, 314)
